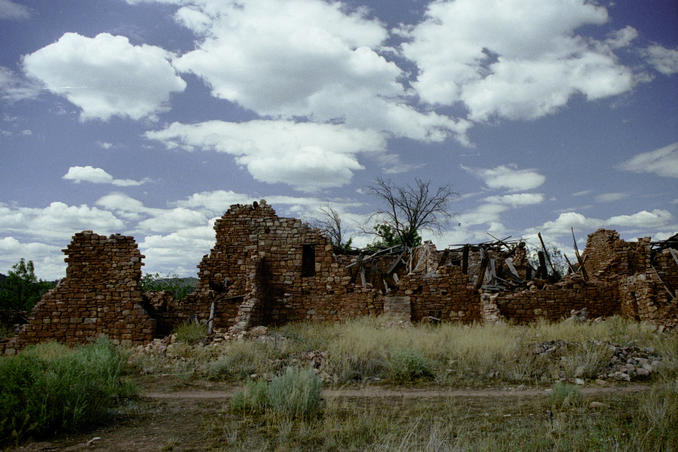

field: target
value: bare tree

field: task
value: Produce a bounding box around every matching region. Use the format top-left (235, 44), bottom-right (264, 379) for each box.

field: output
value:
top-left (368, 177), bottom-right (454, 247)
top-left (317, 205), bottom-right (346, 247)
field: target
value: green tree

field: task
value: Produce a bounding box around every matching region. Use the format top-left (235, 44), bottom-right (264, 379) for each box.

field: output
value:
top-left (0, 259), bottom-right (55, 311)
top-left (368, 177), bottom-right (454, 248)
top-left (369, 223), bottom-right (421, 250)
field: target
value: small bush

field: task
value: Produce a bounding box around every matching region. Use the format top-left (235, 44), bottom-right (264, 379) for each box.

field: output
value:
top-left (174, 321), bottom-right (208, 345)
top-left (0, 337), bottom-right (136, 445)
top-left (560, 341), bottom-right (613, 380)
top-left (549, 382), bottom-right (583, 409)
top-left (231, 367), bottom-right (322, 419)
top-left (386, 349), bottom-right (435, 383)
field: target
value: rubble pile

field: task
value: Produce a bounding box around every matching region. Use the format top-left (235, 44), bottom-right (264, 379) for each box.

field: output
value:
top-left (533, 339), bottom-right (663, 382)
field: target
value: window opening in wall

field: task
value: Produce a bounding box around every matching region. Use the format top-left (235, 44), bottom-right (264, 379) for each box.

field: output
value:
top-left (302, 244), bottom-right (316, 277)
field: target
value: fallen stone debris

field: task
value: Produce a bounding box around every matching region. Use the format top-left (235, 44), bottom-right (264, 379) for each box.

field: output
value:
top-left (533, 338), bottom-right (662, 382)
top-left (2, 200), bottom-right (677, 354)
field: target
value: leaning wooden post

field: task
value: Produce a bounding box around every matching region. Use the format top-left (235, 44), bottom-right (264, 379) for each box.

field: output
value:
top-left (538, 232), bottom-right (556, 275)
top-left (571, 227), bottom-right (588, 280)
top-left (475, 248), bottom-right (489, 290)
top-left (537, 251), bottom-right (547, 279)
top-left (208, 301), bottom-right (215, 335)
top-left (563, 254), bottom-right (576, 274)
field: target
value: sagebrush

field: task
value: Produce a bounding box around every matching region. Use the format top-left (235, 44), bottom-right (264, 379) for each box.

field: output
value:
top-left (0, 337), bottom-right (136, 444)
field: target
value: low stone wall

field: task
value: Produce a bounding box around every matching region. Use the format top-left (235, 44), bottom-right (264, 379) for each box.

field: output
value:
top-left (2, 232), bottom-right (155, 354)
top-left (619, 270), bottom-right (678, 329)
top-left (398, 265), bottom-right (481, 323)
top-left (496, 276), bottom-right (620, 323)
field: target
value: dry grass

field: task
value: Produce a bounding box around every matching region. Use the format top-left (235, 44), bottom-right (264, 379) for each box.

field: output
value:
top-left (204, 378), bottom-right (678, 451)
top-left (128, 316), bottom-right (677, 387)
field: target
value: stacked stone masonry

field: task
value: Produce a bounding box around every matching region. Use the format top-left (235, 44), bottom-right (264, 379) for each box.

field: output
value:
top-left (2, 203), bottom-right (677, 353)
top-left (2, 232), bottom-right (155, 354)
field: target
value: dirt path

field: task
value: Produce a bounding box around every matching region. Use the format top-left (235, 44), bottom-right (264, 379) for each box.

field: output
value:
top-left (145, 384), bottom-right (649, 400)
top-left (15, 384), bottom-right (652, 451)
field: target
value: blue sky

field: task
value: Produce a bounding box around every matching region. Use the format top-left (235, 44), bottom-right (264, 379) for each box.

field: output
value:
top-left (1, 0), bottom-right (677, 279)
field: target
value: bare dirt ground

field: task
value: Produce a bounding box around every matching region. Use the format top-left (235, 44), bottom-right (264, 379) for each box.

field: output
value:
top-left (146, 384), bottom-right (648, 400)
top-left (13, 383), bottom-right (650, 451)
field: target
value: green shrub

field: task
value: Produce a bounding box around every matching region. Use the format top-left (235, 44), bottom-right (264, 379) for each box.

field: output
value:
top-left (0, 337), bottom-right (136, 445)
top-left (174, 321), bottom-right (208, 344)
top-left (231, 367), bottom-right (322, 419)
top-left (549, 382), bottom-right (583, 409)
top-left (268, 367), bottom-right (323, 419)
top-left (231, 379), bottom-right (270, 413)
top-left (0, 259), bottom-right (55, 311)
top-left (385, 349), bottom-right (435, 383)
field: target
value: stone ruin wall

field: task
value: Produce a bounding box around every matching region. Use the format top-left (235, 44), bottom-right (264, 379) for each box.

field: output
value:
top-left (171, 201), bottom-right (385, 331)
top-left (2, 204), bottom-right (677, 354)
top-left (495, 230), bottom-right (677, 327)
top-left (495, 277), bottom-right (620, 323)
top-left (1, 232), bottom-right (155, 354)
top-left (396, 265), bottom-right (481, 323)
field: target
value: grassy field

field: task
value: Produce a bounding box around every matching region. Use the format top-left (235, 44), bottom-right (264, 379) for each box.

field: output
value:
top-left (128, 316), bottom-right (678, 387)
top-left (202, 381), bottom-right (677, 451)
top-left (0, 338), bottom-right (136, 446)
top-left (3, 316), bottom-right (677, 449)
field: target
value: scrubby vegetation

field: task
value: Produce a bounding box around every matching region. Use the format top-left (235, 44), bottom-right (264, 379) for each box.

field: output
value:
top-left (0, 337), bottom-right (136, 445)
top-left (173, 321), bottom-right (208, 345)
top-left (231, 367), bottom-right (322, 419)
top-left (204, 377), bottom-right (678, 451)
top-left (128, 316), bottom-right (678, 387)
top-left (6, 316), bottom-right (678, 449)
top-left (0, 259), bottom-right (55, 311)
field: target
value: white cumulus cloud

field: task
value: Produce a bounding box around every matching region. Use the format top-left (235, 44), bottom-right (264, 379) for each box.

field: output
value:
top-left (401, 0), bottom-right (634, 121)
top-left (528, 209), bottom-right (673, 237)
top-left (483, 193), bottom-right (545, 207)
top-left (618, 142), bottom-right (678, 178)
top-left (0, 237), bottom-right (65, 280)
top-left (63, 166), bottom-right (149, 187)
top-left (0, 202), bottom-right (125, 240)
top-left (163, 0), bottom-right (469, 143)
top-left (145, 120), bottom-right (387, 190)
top-left (462, 164), bottom-right (546, 191)
top-left (22, 32), bottom-right (186, 121)
top-left (643, 45), bottom-right (678, 75)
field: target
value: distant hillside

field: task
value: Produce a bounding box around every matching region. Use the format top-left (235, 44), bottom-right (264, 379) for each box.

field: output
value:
top-left (0, 273), bottom-right (6, 283)
top-left (157, 276), bottom-right (198, 287)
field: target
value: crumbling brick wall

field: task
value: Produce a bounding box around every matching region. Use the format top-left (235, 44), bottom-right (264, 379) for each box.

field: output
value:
top-left (2, 232), bottom-right (155, 353)
top-left (582, 229), bottom-right (650, 277)
top-left (619, 267), bottom-right (678, 328)
top-left (395, 262), bottom-right (480, 323)
top-left (496, 275), bottom-right (620, 323)
top-left (169, 201), bottom-right (383, 330)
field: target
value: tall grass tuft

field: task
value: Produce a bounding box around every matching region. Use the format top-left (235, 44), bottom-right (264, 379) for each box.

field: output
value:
top-left (231, 367), bottom-right (322, 419)
top-left (549, 382), bottom-right (583, 409)
top-left (0, 337), bottom-right (136, 445)
top-left (173, 321), bottom-right (208, 345)
top-left (385, 349), bottom-right (435, 383)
